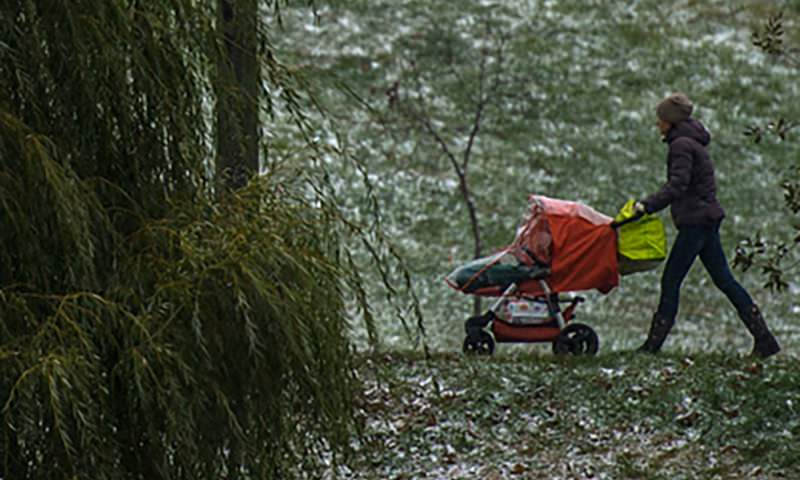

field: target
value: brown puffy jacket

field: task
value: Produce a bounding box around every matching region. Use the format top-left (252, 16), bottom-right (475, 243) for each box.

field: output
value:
top-left (642, 119), bottom-right (725, 228)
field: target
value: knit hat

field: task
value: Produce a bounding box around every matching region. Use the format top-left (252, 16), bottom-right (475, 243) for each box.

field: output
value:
top-left (656, 93), bottom-right (693, 124)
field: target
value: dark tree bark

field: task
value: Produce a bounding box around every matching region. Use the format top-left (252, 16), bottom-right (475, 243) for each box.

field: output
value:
top-left (217, 0), bottom-right (260, 190)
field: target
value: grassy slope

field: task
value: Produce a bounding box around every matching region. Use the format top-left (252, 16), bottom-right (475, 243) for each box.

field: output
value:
top-left (340, 352), bottom-right (799, 479)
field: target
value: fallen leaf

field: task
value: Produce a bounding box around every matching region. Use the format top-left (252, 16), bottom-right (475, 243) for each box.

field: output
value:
top-left (743, 363), bottom-right (763, 375)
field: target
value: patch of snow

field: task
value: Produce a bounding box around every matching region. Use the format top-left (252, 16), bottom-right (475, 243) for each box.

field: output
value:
top-left (702, 28), bottom-right (736, 46)
top-left (621, 110), bottom-right (643, 122)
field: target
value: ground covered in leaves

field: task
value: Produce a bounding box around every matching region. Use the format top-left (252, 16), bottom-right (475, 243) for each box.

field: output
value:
top-left (331, 351), bottom-right (799, 479)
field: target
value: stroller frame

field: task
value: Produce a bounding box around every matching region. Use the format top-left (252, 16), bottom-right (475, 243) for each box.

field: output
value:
top-left (463, 277), bottom-right (597, 356)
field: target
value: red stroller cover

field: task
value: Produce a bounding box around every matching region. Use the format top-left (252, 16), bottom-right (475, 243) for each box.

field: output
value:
top-left (446, 195), bottom-right (619, 296)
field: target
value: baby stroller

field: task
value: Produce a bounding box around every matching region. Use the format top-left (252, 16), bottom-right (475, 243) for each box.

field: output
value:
top-left (445, 195), bottom-right (665, 356)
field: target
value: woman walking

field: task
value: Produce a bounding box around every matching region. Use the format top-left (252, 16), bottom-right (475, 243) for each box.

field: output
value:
top-left (636, 92), bottom-right (780, 358)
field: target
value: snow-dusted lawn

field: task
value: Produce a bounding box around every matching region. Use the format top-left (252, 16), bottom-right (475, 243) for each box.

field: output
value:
top-left (271, 0), bottom-right (800, 353)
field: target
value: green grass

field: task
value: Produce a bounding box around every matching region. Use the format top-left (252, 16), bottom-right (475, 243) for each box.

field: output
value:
top-left (339, 351), bottom-right (800, 479)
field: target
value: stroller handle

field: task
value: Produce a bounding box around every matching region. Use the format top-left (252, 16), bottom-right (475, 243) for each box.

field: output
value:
top-left (609, 212), bottom-right (644, 230)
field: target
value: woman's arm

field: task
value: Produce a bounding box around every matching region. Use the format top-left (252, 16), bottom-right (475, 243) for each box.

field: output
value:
top-left (641, 141), bottom-right (693, 213)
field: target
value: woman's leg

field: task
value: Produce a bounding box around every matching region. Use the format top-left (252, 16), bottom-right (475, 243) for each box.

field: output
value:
top-left (640, 226), bottom-right (706, 352)
top-left (699, 225), bottom-right (780, 357)
top-left (697, 225), bottom-right (753, 312)
top-left (656, 227), bottom-right (707, 319)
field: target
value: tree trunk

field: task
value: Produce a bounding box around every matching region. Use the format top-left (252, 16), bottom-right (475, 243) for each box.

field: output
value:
top-left (216, 0), bottom-right (260, 190)
top-left (216, 3), bottom-right (258, 477)
top-left (455, 174), bottom-right (483, 316)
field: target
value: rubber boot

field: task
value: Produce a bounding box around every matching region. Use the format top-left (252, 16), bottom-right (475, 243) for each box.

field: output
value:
top-left (739, 304), bottom-right (780, 358)
top-left (637, 313), bottom-right (675, 353)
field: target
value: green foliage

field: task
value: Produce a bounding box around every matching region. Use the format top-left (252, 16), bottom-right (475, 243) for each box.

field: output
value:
top-left (752, 10), bottom-right (789, 57)
top-left (1, 1), bottom-right (373, 478)
top-left (0, 111), bottom-right (105, 292)
top-left (736, 9), bottom-right (800, 292)
top-left (1, 178), bottom-right (359, 478)
top-left (1, 0), bottom-right (214, 291)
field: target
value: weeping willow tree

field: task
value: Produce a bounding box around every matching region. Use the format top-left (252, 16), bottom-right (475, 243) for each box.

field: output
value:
top-left (0, 1), bottom-right (376, 478)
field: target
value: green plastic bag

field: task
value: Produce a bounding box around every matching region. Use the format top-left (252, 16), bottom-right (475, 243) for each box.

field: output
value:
top-left (615, 200), bottom-right (667, 275)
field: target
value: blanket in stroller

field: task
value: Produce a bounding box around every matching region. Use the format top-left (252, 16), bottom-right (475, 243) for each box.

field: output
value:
top-left (446, 195), bottom-right (620, 297)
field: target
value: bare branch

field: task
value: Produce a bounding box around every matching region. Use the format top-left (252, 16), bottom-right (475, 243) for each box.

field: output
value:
top-left (401, 60), bottom-right (462, 177)
top-left (463, 24), bottom-right (509, 172)
top-left (462, 52), bottom-right (487, 172)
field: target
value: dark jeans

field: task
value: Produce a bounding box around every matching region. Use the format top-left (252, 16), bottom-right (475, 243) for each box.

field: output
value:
top-left (657, 223), bottom-right (753, 320)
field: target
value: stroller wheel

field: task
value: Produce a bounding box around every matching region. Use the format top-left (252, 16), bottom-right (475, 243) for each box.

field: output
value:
top-left (463, 330), bottom-right (495, 356)
top-left (553, 323), bottom-right (599, 356)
